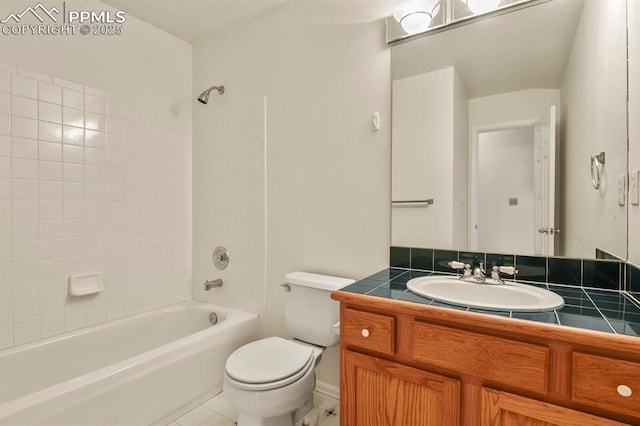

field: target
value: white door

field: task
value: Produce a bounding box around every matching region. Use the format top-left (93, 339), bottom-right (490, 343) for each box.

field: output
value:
top-left (533, 105), bottom-right (557, 255)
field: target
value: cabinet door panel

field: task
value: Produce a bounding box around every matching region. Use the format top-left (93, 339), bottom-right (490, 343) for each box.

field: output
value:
top-left (481, 388), bottom-right (627, 426)
top-left (342, 350), bottom-right (460, 426)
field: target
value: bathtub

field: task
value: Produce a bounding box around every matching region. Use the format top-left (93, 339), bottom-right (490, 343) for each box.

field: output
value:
top-left (0, 301), bottom-right (259, 425)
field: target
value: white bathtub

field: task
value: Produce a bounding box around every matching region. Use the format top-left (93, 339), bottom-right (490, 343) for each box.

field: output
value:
top-left (0, 301), bottom-right (259, 425)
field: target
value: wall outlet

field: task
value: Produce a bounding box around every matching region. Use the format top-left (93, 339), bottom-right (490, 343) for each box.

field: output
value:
top-left (618, 175), bottom-right (626, 206)
top-left (630, 170), bottom-right (640, 206)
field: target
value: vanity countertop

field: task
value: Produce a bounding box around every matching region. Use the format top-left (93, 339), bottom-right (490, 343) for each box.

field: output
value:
top-left (337, 268), bottom-right (640, 338)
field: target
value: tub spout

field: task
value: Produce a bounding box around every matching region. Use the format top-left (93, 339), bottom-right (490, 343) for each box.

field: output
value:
top-left (204, 279), bottom-right (223, 290)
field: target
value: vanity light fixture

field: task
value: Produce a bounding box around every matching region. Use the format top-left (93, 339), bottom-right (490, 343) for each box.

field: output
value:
top-left (463, 0), bottom-right (502, 14)
top-left (388, 0), bottom-right (534, 43)
top-left (393, 0), bottom-right (441, 34)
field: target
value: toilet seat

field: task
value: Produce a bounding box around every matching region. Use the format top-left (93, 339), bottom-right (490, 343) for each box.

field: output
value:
top-left (225, 337), bottom-right (315, 391)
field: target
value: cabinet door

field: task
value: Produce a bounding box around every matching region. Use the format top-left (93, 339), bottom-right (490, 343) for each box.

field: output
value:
top-left (342, 350), bottom-right (460, 426)
top-left (481, 388), bottom-right (627, 426)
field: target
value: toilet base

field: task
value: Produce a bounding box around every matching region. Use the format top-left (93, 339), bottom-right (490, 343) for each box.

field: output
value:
top-left (237, 411), bottom-right (293, 426)
top-left (296, 406), bottom-right (319, 426)
top-left (236, 398), bottom-right (318, 426)
top-left (293, 397), bottom-right (317, 426)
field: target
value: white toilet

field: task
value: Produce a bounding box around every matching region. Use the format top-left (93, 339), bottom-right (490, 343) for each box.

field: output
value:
top-left (223, 271), bottom-right (354, 426)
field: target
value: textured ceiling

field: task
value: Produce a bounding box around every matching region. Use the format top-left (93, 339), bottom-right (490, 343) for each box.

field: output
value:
top-left (100, 0), bottom-right (286, 43)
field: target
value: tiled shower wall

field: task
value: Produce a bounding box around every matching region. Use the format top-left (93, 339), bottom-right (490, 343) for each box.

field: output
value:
top-left (192, 97), bottom-right (265, 320)
top-left (0, 63), bottom-right (193, 349)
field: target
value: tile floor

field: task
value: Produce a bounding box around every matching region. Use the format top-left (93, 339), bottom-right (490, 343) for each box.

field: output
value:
top-left (169, 391), bottom-right (340, 426)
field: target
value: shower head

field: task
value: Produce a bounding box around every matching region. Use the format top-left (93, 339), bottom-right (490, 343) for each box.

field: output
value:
top-left (197, 85), bottom-right (225, 104)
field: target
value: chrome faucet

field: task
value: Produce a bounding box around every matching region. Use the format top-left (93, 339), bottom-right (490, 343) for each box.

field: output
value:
top-left (472, 262), bottom-right (486, 282)
top-left (450, 260), bottom-right (518, 285)
top-left (204, 279), bottom-right (223, 290)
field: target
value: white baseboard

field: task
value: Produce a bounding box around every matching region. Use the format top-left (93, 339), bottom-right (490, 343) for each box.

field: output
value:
top-left (315, 381), bottom-right (339, 400)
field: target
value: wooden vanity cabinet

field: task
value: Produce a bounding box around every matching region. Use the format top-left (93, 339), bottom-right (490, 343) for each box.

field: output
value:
top-left (334, 292), bottom-right (640, 426)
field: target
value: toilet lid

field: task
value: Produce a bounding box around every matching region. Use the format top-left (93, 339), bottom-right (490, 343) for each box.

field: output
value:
top-left (225, 337), bottom-right (314, 384)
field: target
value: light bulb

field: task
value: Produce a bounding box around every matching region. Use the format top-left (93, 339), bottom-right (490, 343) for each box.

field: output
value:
top-left (393, 0), bottom-right (441, 35)
top-left (399, 12), bottom-right (433, 34)
top-left (466, 0), bottom-right (501, 14)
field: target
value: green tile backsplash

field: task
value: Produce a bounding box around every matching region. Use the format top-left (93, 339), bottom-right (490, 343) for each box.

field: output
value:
top-left (390, 246), bottom-right (631, 292)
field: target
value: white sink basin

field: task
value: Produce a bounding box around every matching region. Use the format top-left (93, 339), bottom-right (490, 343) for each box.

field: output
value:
top-left (406, 275), bottom-right (564, 312)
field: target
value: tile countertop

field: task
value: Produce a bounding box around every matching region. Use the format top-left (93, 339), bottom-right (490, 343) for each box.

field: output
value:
top-left (339, 268), bottom-right (640, 338)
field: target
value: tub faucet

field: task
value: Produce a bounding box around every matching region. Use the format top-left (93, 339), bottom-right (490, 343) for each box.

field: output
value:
top-left (204, 279), bottom-right (223, 290)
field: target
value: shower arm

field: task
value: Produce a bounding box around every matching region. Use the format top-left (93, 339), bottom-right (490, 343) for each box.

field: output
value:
top-left (205, 86), bottom-right (224, 95)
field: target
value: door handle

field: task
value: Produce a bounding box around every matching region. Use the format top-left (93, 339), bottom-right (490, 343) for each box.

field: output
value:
top-left (538, 228), bottom-right (561, 234)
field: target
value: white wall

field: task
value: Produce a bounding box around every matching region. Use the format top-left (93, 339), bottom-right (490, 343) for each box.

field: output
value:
top-left (0, 0), bottom-right (192, 113)
top-left (452, 71), bottom-right (469, 249)
top-left (0, 0), bottom-right (192, 349)
top-left (560, 0), bottom-right (627, 259)
top-left (468, 89), bottom-right (560, 129)
top-left (629, 0), bottom-right (640, 265)
top-left (391, 67), bottom-right (467, 249)
top-left (478, 128), bottom-right (534, 254)
top-left (193, 0), bottom-right (393, 389)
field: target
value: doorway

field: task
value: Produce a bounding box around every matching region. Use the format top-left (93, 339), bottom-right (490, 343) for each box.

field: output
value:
top-left (477, 126), bottom-right (535, 254)
top-left (468, 106), bottom-right (557, 256)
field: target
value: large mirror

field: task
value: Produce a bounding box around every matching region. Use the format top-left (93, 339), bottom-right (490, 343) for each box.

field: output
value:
top-left (391, 0), bottom-right (628, 260)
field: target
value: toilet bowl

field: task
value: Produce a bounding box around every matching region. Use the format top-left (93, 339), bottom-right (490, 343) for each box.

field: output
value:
top-left (223, 337), bottom-right (323, 426)
top-left (222, 272), bottom-right (354, 426)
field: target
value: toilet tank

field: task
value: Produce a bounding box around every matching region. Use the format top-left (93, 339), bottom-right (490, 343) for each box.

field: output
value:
top-left (284, 272), bottom-right (355, 347)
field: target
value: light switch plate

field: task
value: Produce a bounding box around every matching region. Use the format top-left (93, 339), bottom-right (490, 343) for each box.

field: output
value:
top-left (618, 175), bottom-right (626, 206)
top-left (630, 170), bottom-right (640, 205)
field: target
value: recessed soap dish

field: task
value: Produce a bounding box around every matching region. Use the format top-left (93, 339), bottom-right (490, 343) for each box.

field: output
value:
top-left (68, 272), bottom-right (104, 296)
